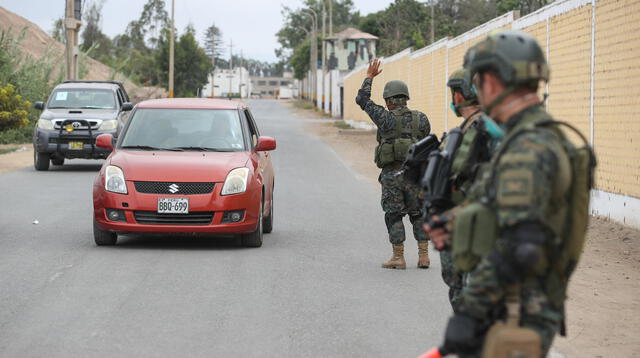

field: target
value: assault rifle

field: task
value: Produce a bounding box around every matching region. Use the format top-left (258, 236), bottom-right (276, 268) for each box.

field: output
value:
top-left (421, 128), bottom-right (464, 224)
top-left (401, 134), bottom-right (440, 184)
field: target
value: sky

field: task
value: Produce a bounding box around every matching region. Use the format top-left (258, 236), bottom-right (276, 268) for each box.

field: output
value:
top-left (0, 0), bottom-right (393, 62)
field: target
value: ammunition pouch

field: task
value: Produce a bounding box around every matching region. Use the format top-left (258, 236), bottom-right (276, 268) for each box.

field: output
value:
top-left (452, 202), bottom-right (497, 273)
top-left (482, 285), bottom-right (542, 358)
top-left (375, 142), bottom-right (396, 168)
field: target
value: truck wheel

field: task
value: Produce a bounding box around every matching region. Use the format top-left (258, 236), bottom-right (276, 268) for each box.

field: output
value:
top-left (34, 151), bottom-right (50, 171)
top-left (51, 157), bottom-right (65, 166)
top-left (241, 199), bottom-right (263, 247)
top-left (93, 218), bottom-right (117, 246)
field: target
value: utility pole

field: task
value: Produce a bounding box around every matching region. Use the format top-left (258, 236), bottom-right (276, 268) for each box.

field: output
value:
top-left (210, 32), bottom-right (216, 97)
top-left (64, 0), bottom-right (82, 80)
top-left (229, 39), bottom-right (234, 98)
top-left (168, 0), bottom-right (175, 97)
top-left (328, 0), bottom-right (332, 36)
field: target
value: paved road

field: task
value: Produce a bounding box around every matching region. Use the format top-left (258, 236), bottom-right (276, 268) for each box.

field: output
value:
top-left (0, 100), bottom-right (450, 357)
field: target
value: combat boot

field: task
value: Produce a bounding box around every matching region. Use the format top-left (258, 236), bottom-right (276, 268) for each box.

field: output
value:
top-left (417, 241), bottom-right (430, 269)
top-left (382, 244), bottom-right (406, 269)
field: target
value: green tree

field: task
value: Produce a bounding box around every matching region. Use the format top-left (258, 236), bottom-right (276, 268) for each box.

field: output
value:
top-left (157, 26), bottom-right (213, 97)
top-left (50, 18), bottom-right (65, 44)
top-left (0, 84), bottom-right (30, 131)
top-left (81, 0), bottom-right (115, 64)
top-left (290, 39), bottom-right (311, 80)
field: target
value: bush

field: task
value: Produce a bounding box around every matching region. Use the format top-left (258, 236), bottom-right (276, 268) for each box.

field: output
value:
top-left (0, 126), bottom-right (32, 144)
top-left (0, 84), bottom-right (30, 131)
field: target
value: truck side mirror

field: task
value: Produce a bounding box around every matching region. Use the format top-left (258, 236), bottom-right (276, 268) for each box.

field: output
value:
top-left (34, 101), bottom-right (44, 110)
top-left (121, 102), bottom-right (133, 111)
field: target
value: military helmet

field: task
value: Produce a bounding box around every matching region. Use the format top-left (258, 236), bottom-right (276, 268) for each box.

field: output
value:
top-left (447, 68), bottom-right (476, 101)
top-left (383, 80), bottom-right (410, 99)
top-left (464, 30), bottom-right (549, 86)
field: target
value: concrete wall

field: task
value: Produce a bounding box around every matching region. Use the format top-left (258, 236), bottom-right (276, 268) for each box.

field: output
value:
top-left (341, 0), bottom-right (640, 228)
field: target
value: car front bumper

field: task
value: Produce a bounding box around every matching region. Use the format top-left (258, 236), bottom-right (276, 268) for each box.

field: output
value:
top-left (34, 128), bottom-right (115, 159)
top-left (93, 180), bottom-right (261, 235)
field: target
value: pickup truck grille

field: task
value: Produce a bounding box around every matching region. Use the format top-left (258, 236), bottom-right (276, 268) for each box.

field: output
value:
top-left (134, 211), bottom-right (214, 225)
top-left (134, 182), bottom-right (215, 195)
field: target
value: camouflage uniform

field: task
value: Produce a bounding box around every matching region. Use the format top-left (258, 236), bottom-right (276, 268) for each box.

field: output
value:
top-left (439, 109), bottom-right (485, 312)
top-left (457, 104), bottom-right (571, 357)
top-left (355, 77), bottom-right (430, 244)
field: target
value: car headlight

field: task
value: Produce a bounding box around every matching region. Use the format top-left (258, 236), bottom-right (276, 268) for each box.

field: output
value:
top-left (221, 167), bottom-right (249, 195)
top-left (99, 119), bottom-right (118, 131)
top-left (37, 119), bottom-right (54, 130)
top-left (105, 165), bottom-right (127, 194)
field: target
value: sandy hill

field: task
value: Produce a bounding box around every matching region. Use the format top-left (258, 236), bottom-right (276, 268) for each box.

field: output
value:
top-left (0, 6), bottom-right (165, 102)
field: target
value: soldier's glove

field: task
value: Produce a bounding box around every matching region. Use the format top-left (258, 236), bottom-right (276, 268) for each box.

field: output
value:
top-left (491, 222), bottom-right (548, 284)
top-left (443, 314), bottom-right (481, 354)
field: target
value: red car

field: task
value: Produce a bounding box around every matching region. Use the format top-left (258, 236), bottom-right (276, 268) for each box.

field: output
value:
top-left (92, 98), bottom-right (276, 247)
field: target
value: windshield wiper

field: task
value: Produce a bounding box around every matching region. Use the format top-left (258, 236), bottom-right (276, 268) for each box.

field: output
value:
top-left (80, 106), bottom-right (112, 109)
top-left (170, 146), bottom-right (233, 152)
top-left (121, 145), bottom-right (182, 151)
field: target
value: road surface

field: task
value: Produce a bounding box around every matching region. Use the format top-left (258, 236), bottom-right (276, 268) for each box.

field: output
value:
top-left (0, 100), bottom-right (450, 357)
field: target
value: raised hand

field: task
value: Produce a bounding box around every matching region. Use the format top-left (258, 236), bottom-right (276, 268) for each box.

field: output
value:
top-left (367, 58), bottom-right (383, 79)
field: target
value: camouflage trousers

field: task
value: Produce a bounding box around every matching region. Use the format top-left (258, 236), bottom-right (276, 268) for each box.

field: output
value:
top-left (458, 257), bottom-right (563, 357)
top-left (439, 249), bottom-right (464, 312)
top-left (379, 166), bottom-right (428, 244)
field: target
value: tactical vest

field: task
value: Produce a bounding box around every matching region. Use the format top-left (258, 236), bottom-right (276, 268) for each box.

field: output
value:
top-left (452, 109), bottom-right (595, 311)
top-left (375, 107), bottom-right (423, 168)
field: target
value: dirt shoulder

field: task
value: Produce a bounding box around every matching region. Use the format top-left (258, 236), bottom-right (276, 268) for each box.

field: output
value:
top-left (0, 144), bottom-right (32, 174)
top-left (295, 103), bottom-right (640, 358)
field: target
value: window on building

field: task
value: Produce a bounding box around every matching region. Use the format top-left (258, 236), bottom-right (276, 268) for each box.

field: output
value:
top-left (258, 81), bottom-right (266, 86)
top-left (280, 81), bottom-right (290, 86)
top-left (268, 81), bottom-right (278, 86)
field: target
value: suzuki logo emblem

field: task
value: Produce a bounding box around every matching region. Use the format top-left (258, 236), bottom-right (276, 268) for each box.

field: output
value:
top-left (168, 184), bottom-right (180, 193)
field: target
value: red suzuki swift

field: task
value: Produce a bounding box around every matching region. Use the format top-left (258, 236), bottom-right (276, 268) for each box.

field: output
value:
top-left (92, 98), bottom-right (276, 247)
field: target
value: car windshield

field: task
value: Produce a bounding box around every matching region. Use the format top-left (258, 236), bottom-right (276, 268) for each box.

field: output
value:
top-left (120, 108), bottom-right (246, 151)
top-left (47, 88), bottom-right (116, 109)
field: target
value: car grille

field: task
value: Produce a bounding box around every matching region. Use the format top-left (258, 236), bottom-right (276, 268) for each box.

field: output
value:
top-left (134, 211), bottom-right (214, 225)
top-left (53, 120), bottom-right (101, 130)
top-left (134, 182), bottom-right (215, 195)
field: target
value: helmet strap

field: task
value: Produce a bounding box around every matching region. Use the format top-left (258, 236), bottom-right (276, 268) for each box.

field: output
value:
top-left (483, 85), bottom-right (515, 116)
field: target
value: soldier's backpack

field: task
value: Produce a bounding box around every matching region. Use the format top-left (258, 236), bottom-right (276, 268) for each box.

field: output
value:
top-left (375, 108), bottom-right (423, 168)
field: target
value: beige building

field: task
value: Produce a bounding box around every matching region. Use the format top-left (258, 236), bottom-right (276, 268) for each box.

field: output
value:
top-left (250, 75), bottom-right (294, 98)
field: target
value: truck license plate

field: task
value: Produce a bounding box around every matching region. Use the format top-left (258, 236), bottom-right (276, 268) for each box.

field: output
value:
top-left (68, 141), bottom-right (83, 150)
top-left (157, 198), bottom-right (189, 214)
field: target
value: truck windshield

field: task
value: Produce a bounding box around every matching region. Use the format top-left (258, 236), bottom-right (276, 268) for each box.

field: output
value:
top-left (47, 89), bottom-right (116, 109)
top-left (120, 109), bottom-right (246, 152)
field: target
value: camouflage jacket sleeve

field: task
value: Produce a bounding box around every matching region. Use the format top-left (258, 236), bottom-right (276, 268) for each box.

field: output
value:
top-left (417, 111), bottom-right (431, 137)
top-left (355, 78), bottom-right (395, 132)
top-left (494, 129), bottom-right (569, 230)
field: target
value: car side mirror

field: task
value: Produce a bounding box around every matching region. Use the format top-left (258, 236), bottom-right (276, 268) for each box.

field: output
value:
top-left (121, 102), bottom-right (133, 111)
top-left (96, 133), bottom-right (114, 151)
top-left (34, 101), bottom-right (44, 110)
top-left (255, 136), bottom-right (276, 151)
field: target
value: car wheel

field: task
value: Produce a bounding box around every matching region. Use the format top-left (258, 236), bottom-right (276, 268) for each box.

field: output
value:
top-left (34, 151), bottom-right (50, 171)
top-left (51, 157), bottom-right (65, 166)
top-left (93, 218), bottom-right (117, 246)
top-left (241, 198), bottom-right (263, 247)
top-left (263, 189), bottom-right (274, 234)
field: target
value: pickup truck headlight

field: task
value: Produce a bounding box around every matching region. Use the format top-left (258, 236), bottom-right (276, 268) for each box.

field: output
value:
top-left (37, 119), bottom-right (54, 130)
top-left (221, 167), bottom-right (249, 195)
top-left (99, 119), bottom-right (118, 131)
top-left (105, 165), bottom-right (127, 194)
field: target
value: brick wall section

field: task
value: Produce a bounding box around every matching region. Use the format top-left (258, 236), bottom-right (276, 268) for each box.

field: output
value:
top-left (548, 6), bottom-right (592, 143)
top-left (594, 0), bottom-right (640, 196)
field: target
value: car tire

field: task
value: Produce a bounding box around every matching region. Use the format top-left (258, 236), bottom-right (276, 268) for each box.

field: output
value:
top-left (34, 151), bottom-right (50, 171)
top-left (263, 189), bottom-right (274, 234)
top-left (241, 198), bottom-right (263, 247)
top-left (93, 218), bottom-right (117, 246)
top-left (51, 157), bottom-right (65, 166)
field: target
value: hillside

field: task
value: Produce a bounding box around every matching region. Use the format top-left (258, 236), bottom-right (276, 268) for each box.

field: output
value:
top-left (0, 6), bottom-right (165, 102)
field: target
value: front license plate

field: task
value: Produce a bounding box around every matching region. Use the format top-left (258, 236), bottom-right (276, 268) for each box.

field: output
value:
top-left (157, 198), bottom-right (189, 214)
top-left (68, 141), bottom-right (83, 150)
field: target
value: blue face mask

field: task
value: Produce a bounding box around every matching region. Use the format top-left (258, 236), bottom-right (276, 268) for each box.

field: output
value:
top-left (480, 114), bottom-right (505, 140)
top-left (449, 102), bottom-right (457, 113)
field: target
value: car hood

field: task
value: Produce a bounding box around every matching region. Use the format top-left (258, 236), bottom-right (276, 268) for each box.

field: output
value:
top-left (109, 150), bottom-right (250, 182)
top-left (40, 108), bottom-right (117, 120)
